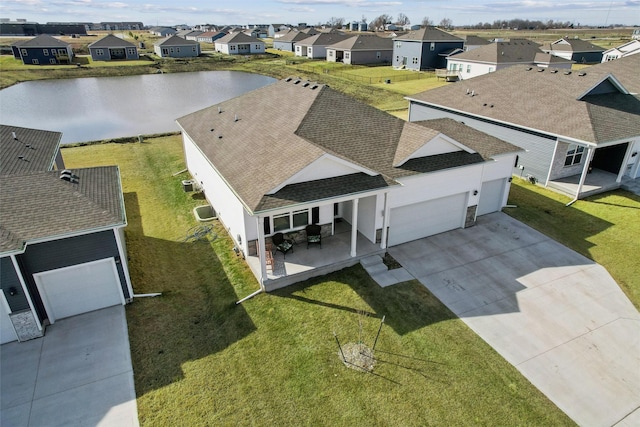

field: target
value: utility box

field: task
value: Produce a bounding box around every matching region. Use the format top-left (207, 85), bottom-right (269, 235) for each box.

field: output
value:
top-left (182, 179), bottom-right (194, 192)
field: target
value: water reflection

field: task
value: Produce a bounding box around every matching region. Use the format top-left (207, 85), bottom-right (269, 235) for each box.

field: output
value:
top-left (0, 71), bottom-right (275, 144)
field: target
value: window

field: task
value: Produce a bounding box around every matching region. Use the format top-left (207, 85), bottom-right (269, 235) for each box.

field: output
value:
top-left (412, 57), bottom-right (418, 64)
top-left (488, 67), bottom-right (494, 73)
top-left (32, 59), bottom-right (39, 64)
top-left (376, 51), bottom-right (381, 59)
top-left (192, 46), bottom-right (197, 52)
top-left (231, 45), bottom-right (236, 51)
top-left (170, 47), bottom-right (174, 53)
top-left (96, 49), bottom-right (104, 55)
top-left (255, 45), bottom-right (261, 49)
top-left (49, 59), bottom-right (56, 64)
top-left (268, 208), bottom-right (314, 233)
top-left (176, 47), bottom-right (181, 52)
top-left (43, 49), bottom-right (49, 56)
top-left (564, 144), bottom-right (585, 166)
top-left (128, 48), bottom-right (136, 55)
top-left (21, 48), bottom-right (28, 56)
top-left (50, 49), bottom-right (57, 55)
top-left (345, 52), bottom-right (350, 59)
top-left (466, 64), bottom-right (471, 73)
top-left (395, 41), bottom-right (402, 48)
top-left (273, 213), bottom-right (290, 232)
top-left (430, 42), bottom-right (435, 51)
top-left (293, 210), bottom-right (309, 228)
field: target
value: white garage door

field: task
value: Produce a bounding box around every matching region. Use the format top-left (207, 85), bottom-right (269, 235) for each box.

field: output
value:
top-left (1, 294), bottom-right (18, 344)
top-left (389, 193), bottom-right (467, 246)
top-left (477, 178), bottom-right (505, 216)
top-left (34, 258), bottom-right (124, 324)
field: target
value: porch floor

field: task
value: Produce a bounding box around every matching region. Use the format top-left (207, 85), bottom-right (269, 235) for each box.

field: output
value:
top-left (547, 169), bottom-right (620, 198)
top-left (247, 222), bottom-right (384, 291)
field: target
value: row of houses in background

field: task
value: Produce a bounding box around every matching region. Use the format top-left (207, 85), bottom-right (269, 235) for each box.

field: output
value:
top-left (0, 19), bottom-right (143, 35)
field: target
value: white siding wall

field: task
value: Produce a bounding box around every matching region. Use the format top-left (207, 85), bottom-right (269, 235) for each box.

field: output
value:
top-left (285, 156), bottom-right (365, 185)
top-left (183, 133), bottom-right (249, 253)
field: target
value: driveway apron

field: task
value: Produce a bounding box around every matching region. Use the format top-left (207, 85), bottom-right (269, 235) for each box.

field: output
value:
top-left (389, 212), bottom-right (640, 427)
top-left (1, 305), bottom-right (139, 427)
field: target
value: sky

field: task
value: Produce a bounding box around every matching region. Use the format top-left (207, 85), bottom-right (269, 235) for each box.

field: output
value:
top-left (1, 0), bottom-right (639, 27)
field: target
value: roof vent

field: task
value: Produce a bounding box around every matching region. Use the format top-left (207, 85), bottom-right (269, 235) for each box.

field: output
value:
top-left (537, 68), bottom-right (544, 72)
top-left (302, 82), bottom-right (310, 87)
top-left (525, 67), bottom-right (532, 71)
top-left (564, 70), bottom-right (572, 75)
top-left (471, 90), bottom-right (475, 96)
top-left (11, 131), bottom-right (17, 140)
top-left (218, 106), bottom-right (222, 114)
top-left (311, 85), bottom-right (318, 90)
top-left (285, 77), bottom-right (292, 82)
top-left (234, 114), bottom-right (239, 122)
top-left (550, 69), bottom-right (558, 73)
top-left (294, 79), bottom-right (301, 84)
top-left (60, 169), bottom-right (79, 183)
top-left (578, 71), bottom-right (587, 76)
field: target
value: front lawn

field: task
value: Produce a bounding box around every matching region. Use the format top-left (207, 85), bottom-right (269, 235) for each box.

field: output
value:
top-left (62, 136), bottom-right (572, 426)
top-left (506, 178), bottom-right (640, 308)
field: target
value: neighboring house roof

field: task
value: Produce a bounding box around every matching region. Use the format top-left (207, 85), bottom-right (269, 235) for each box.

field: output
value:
top-left (543, 37), bottom-right (605, 53)
top-left (155, 35), bottom-right (199, 47)
top-left (88, 34), bottom-right (136, 48)
top-left (449, 40), bottom-right (542, 64)
top-left (177, 79), bottom-right (518, 213)
top-left (464, 35), bottom-right (491, 46)
top-left (297, 33), bottom-right (350, 47)
top-left (602, 40), bottom-right (640, 57)
top-left (407, 54), bottom-right (640, 144)
top-left (393, 26), bottom-right (463, 42)
top-left (276, 31), bottom-right (311, 43)
top-left (15, 34), bottom-right (70, 48)
top-left (216, 32), bottom-right (264, 44)
top-left (326, 34), bottom-right (393, 51)
top-left (1, 124), bottom-right (62, 175)
top-left (534, 52), bottom-right (574, 65)
top-left (0, 166), bottom-right (126, 254)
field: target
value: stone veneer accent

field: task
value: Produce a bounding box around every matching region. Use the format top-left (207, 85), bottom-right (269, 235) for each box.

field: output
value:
top-left (550, 141), bottom-right (585, 180)
top-left (9, 310), bottom-right (44, 341)
top-left (465, 205), bottom-right (477, 228)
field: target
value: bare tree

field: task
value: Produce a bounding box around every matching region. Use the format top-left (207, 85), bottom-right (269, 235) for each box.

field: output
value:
top-left (438, 18), bottom-right (453, 29)
top-left (397, 13), bottom-right (410, 26)
top-left (370, 14), bottom-right (392, 32)
top-left (327, 17), bottom-right (345, 29)
top-left (421, 16), bottom-right (433, 27)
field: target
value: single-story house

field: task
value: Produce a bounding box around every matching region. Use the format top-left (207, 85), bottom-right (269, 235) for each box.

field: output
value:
top-left (268, 24), bottom-right (289, 37)
top-left (88, 34), bottom-right (139, 61)
top-left (601, 40), bottom-right (640, 62)
top-left (176, 78), bottom-right (520, 290)
top-left (534, 52), bottom-right (574, 69)
top-left (326, 34), bottom-right (393, 65)
top-left (273, 30), bottom-right (313, 52)
top-left (446, 40), bottom-right (559, 80)
top-left (406, 54), bottom-right (640, 201)
top-left (184, 31), bottom-right (204, 41)
top-left (0, 125), bottom-right (133, 344)
top-left (295, 33), bottom-right (350, 59)
top-left (215, 32), bottom-right (266, 55)
top-left (149, 27), bottom-right (177, 37)
top-left (541, 37), bottom-right (605, 64)
top-left (196, 31), bottom-right (227, 44)
top-left (11, 34), bottom-right (73, 65)
top-left (154, 35), bottom-right (201, 58)
top-left (393, 26), bottom-right (464, 71)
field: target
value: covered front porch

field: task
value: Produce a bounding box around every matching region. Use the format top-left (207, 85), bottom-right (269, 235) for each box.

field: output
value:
top-left (246, 220), bottom-right (384, 291)
top-left (547, 169), bottom-right (620, 198)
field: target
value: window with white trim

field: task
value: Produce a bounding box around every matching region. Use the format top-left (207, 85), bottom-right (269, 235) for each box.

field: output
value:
top-left (430, 42), bottom-right (435, 51)
top-left (466, 64), bottom-right (471, 73)
top-left (43, 49), bottom-right (49, 56)
top-left (96, 49), bottom-right (104, 55)
top-left (21, 48), bottom-right (28, 56)
top-left (128, 48), bottom-right (136, 55)
top-left (49, 58), bottom-right (56, 64)
top-left (268, 208), bottom-right (317, 233)
top-left (564, 144), bottom-right (585, 166)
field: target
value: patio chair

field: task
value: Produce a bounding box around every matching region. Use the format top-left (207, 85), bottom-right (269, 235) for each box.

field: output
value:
top-left (305, 224), bottom-right (322, 248)
top-left (272, 232), bottom-right (293, 258)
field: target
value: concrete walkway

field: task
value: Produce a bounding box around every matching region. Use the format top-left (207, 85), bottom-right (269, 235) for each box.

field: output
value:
top-left (388, 213), bottom-right (640, 427)
top-left (1, 305), bottom-right (139, 427)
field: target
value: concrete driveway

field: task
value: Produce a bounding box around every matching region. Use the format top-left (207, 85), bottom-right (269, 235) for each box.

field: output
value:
top-left (389, 213), bottom-right (640, 427)
top-left (1, 305), bottom-right (139, 427)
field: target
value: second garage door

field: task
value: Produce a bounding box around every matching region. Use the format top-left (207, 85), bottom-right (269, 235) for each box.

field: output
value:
top-left (389, 193), bottom-right (467, 246)
top-left (34, 258), bottom-right (124, 324)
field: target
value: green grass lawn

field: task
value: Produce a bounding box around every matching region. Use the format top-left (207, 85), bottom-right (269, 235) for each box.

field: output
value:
top-left (62, 136), bottom-right (573, 426)
top-left (506, 178), bottom-right (640, 308)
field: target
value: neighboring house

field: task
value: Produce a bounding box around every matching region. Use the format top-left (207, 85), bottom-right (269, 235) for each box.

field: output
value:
top-left (184, 31), bottom-right (204, 41)
top-left (88, 34), bottom-right (139, 61)
top-left (11, 34), bottom-right (73, 65)
top-left (0, 124), bottom-right (133, 344)
top-left (176, 78), bottom-right (520, 290)
top-left (406, 54), bottom-right (640, 201)
top-left (196, 31), bottom-right (227, 44)
top-left (534, 52), bottom-right (574, 69)
top-left (295, 33), bottom-right (350, 58)
top-left (633, 29), bottom-right (640, 40)
top-left (392, 26), bottom-right (464, 70)
top-left (601, 40), bottom-right (640, 62)
top-left (154, 35), bottom-right (201, 58)
top-left (215, 32), bottom-right (266, 55)
top-left (446, 40), bottom-right (549, 80)
top-left (326, 34), bottom-right (393, 65)
top-left (541, 37), bottom-right (605, 64)
top-left (149, 27), bottom-right (177, 37)
top-left (463, 35), bottom-right (491, 51)
top-left (268, 24), bottom-right (289, 37)
top-left (273, 30), bottom-right (312, 52)
top-left (243, 28), bottom-right (268, 38)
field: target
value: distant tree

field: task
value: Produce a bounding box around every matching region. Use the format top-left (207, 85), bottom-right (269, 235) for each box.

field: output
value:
top-left (397, 13), bottom-right (410, 26)
top-left (439, 18), bottom-right (453, 29)
top-left (421, 16), bottom-right (433, 27)
top-left (327, 17), bottom-right (345, 28)
top-left (371, 14), bottom-right (392, 32)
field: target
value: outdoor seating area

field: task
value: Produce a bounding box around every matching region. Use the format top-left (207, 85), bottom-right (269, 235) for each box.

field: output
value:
top-left (547, 169), bottom-right (620, 198)
top-left (305, 224), bottom-right (322, 248)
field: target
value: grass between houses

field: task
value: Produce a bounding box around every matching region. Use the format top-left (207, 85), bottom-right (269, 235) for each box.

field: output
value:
top-left (62, 136), bottom-right (573, 426)
top-left (506, 178), bottom-right (640, 309)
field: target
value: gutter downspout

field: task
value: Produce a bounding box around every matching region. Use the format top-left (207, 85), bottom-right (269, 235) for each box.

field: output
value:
top-left (566, 146), bottom-right (594, 206)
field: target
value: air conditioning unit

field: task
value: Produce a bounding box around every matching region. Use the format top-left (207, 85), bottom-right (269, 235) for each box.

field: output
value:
top-left (182, 180), bottom-right (203, 193)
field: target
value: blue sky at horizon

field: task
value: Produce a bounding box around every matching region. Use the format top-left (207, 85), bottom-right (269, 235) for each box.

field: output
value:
top-left (1, 0), bottom-right (638, 27)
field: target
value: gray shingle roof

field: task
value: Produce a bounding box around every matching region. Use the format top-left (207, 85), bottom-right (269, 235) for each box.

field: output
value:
top-left (546, 37), bottom-right (605, 53)
top-left (178, 79), bottom-right (519, 213)
top-left (216, 32), bottom-right (264, 44)
top-left (88, 34), bottom-right (136, 49)
top-left (276, 31), bottom-right (312, 43)
top-left (296, 33), bottom-right (350, 47)
top-left (394, 27), bottom-right (463, 42)
top-left (1, 125), bottom-right (62, 175)
top-left (327, 34), bottom-right (393, 51)
top-left (408, 54), bottom-right (640, 143)
top-left (0, 166), bottom-right (126, 254)
top-left (16, 34), bottom-right (70, 48)
top-left (155, 35), bottom-right (199, 47)
top-left (450, 40), bottom-right (542, 64)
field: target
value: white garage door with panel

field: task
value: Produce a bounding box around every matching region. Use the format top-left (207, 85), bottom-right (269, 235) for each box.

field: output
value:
top-left (34, 258), bottom-right (124, 324)
top-left (389, 193), bottom-right (467, 246)
top-left (1, 293), bottom-right (18, 344)
top-left (477, 178), bottom-right (505, 216)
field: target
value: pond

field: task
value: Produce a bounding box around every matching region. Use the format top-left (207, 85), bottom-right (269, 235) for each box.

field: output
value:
top-left (0, 71), bottom-right (276, 144)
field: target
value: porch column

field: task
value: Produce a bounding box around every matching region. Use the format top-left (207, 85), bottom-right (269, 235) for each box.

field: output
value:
top-left (350, 198), bottom-right (359, 257)
top-left (256, 216), bottom-right (267, 289)
top-left (574, 147), bottom-right (595, 200)
top-left (11, 254), bottom-right (43, 333)
top-left (380, 192), bottom-right (390, 250)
